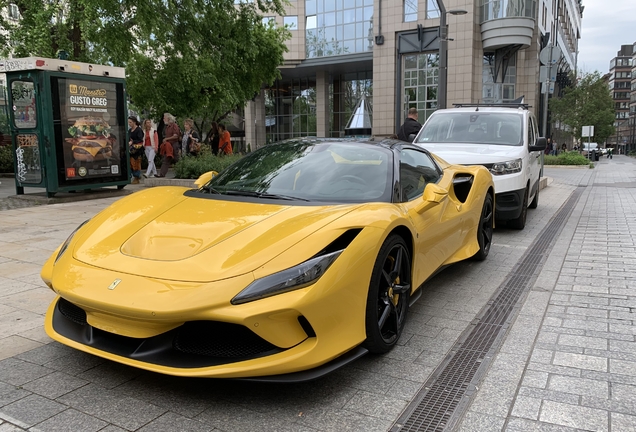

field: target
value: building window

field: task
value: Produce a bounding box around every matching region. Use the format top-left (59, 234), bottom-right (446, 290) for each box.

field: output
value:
top-left (482, 53), bottom-right (517, 103)
top-left (480, 0), bottom-right (536, 22)
top-left (330, 72), bottom-right (373, 137)
top-left (284, 16), bottom-right (298, 30)
top-left (404, 0), bottom-right (418, 22)
top-left (8, 3), bottom-right (19, 20)
top-left (305, 0), bottom-right (374, 58)
top-left (426, 0), bottom-right (440, 19)
top-left (403, 53), bottom-right (439, 123)
top-left (262, 16), bottom-right (275, 27)
top-left (265, 77), bottom-right (317, 143)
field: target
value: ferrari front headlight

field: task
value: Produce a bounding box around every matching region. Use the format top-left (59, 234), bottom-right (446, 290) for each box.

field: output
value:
top-left (490, 159), bottom-right (522, 175)
top-left (231, 250), bottom-right (342, 305)
top-left (55, 219), bottom-right (90, 264)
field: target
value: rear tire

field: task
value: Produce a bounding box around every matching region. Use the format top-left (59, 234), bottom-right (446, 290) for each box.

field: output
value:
top-left (362, 235), bottom-right (411, 354)
top-left (473, 193), bottom-right (493, 261)
top-left (508, 188), bottom-right (528, 230)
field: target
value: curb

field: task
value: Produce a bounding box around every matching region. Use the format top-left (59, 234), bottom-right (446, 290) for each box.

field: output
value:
top-left (143, 178), bottom-right (196, 188)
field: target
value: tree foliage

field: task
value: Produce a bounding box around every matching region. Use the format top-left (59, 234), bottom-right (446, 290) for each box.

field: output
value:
top-left (549, 71), bottom-right (615, 144)
top-left (0, 0), bottom-right (290, 127)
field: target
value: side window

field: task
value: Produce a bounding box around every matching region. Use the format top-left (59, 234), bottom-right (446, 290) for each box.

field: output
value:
top-left (11, 80), bottom-right (37, 129)
top-left (400, 149), bottom-right (441, 201)
top-left (527, 115), bottom-right (536, 147)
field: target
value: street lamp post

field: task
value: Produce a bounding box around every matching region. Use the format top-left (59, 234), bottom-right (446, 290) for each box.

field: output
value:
top-left (437, 1), bottom-right (467, 109)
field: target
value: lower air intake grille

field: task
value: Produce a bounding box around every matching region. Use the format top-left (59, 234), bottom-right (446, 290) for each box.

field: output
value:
top-left (173, 321), bottom-right (279, 358)
top-left (58, 298), bottom-right (87, 326)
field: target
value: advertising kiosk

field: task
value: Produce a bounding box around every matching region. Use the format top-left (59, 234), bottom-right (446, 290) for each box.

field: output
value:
top-left (1, 57), bottom-right (129, 197)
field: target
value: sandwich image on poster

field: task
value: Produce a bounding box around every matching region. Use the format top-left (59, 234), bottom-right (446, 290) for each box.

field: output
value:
top-left (65, 117), bottom-right (115, 162)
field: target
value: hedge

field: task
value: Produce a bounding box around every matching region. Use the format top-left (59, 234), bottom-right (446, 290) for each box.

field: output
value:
top-left (544, 151), bottom-right (593, 167)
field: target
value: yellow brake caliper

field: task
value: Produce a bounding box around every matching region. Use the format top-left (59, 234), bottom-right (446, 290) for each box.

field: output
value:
top-left (387, 256), bottom-right (400, 306)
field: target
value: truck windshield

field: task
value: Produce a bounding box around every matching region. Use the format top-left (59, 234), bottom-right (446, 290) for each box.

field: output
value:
top-left (416, 112), bottom-right (523, 146)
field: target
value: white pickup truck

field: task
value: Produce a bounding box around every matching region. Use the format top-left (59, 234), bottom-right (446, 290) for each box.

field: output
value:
top-left (413, 104), bottom-right (547, 230)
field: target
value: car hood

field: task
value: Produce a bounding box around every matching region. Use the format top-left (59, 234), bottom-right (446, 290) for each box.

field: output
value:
top-left (72, 188), bottom-right (360, 282)
top-left (417, 142), bottom-right (524, 165)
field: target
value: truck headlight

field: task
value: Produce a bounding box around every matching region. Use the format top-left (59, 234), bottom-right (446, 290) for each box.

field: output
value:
top-left (490, 159), bottom-right (522, 175)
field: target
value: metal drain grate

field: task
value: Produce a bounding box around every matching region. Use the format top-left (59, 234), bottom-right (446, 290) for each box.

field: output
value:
top-left (391, 187), bottom-right (585, 432)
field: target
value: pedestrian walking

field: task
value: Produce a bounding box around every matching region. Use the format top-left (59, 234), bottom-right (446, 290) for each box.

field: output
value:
top-left (128, 116), bottom-right (144, 184)
top-left (181, 119), bottom-right (200, 156)
top-left (206, 121), bottom-right (220, 155)
top-left (218, 124), bottom-right (233, 155)
top-left (162, 113), bottom-right (181, 162)
top-left (397, 108), bottom-right (422, 142)
top-left (142, 119), bottom-right (159, 178)
top-left (156, 138), bottom-right (174, 177)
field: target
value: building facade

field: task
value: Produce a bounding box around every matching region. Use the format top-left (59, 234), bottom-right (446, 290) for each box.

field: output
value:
top-left (244, 0), bottom-right (583, 147)
top-left (607, 44), bottom-right (634, 154)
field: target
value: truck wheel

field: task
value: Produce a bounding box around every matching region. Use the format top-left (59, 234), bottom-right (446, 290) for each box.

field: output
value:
top-left (508, 188), bottom-right (528, 230)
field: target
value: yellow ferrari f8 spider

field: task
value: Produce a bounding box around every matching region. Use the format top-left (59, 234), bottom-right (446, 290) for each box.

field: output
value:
top-left (42, 138), bottom-right (494, 382)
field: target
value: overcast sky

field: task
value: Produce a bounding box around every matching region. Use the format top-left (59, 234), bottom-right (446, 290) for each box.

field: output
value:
top-left (577, 0), bottom-right (636, 74)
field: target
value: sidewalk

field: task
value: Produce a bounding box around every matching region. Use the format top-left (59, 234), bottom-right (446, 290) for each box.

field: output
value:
top-left (0, 156), bottom-right (634, 431)
top-left (456, 155), bottom-right (636, 431)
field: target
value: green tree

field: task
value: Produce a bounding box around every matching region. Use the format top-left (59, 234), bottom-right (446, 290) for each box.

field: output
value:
top-left (549, 71), bottom-right (615, 144)
top-left (0, 0), bottom-right (290, 129)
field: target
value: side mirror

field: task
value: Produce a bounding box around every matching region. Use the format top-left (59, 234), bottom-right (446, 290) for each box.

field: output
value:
top-left (415, 183), bottom-right (448, 213)
top-left (529, 137), bottom-right (547, 152)
top-left (194, 171), bottom-right (219, 188)
top-left (408, 133), bottom-right (416, 142)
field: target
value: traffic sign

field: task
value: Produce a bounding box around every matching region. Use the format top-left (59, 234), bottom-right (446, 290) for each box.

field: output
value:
top-left (539, 45), bottom-right (562, 65)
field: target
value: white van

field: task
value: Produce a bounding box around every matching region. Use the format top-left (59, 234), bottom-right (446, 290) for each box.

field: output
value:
top-left (413, 104), bottom-right (546, 230)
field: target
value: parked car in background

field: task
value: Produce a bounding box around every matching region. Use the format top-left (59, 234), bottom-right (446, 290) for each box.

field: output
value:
top-left (582, 142), bottom-right (600, 161)
top-left (413, 103), bottom-right (546, 230)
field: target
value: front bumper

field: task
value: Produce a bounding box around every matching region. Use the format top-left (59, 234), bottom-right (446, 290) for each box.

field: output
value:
top-left (494, 187), bottom-right (525, 221)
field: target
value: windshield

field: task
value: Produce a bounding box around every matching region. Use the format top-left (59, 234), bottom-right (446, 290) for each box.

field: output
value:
top-left (201, 140), bottom-right (393, 203)
top-left (416, 112), bottom-right (524, 146)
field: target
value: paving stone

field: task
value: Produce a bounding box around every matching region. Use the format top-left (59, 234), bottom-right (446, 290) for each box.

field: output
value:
top-left (457, 411), bottom-right (506, 432)
top-left (510, 396), bottom-right (542, 421)
top-left (77, 362), bottom-right (143, 389)
top-left (342, 391), bottom-right (407, 420)
top-left (15, 344), bottom-right (74, 366)
top-left (520, 370), bottom-right (549, 389)
top-left (557, 334), bottom-right (608, 350)
top-left (137, 412), bottom-right (213, 432)
top-left (0, 359), bottom-right (53, 386)
top-left (611, 412), bottom-right (636, 432)
top-left (22, 372), bottom-right (88, 399)
top-left (610, 359), bottom-right (636, 376)
top-left (517, 387), bottom-right (580, 405)
top-left (0, 422), bottom-right (27, 431)
top-left (539, 399), bottom-right (608, 431)
top-left (0, 395), bottom-right (66, 429)
top-left (28, 408), bottom-right (107, 432)
top-left (547, 375), bottom-right (609, 399)
top-left (0, 337), bottom-right (41, 362)
top-left (42, 352), bottom-right (105, 376)
top-left (56, 384), bottom-right (165, 431)
top-left (0, 383), bottom-right (30, 408)
top-left (552, 352), bottom-right (608, 372)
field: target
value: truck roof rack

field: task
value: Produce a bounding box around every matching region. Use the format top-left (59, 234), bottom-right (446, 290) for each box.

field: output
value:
top-left (452, 103), bottom-right (532, 110)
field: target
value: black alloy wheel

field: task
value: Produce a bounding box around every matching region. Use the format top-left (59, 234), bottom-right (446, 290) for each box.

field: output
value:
top-left (363, 235), bottom-right (411, 354)
top-left (473, 193), bottom-right (494, 261)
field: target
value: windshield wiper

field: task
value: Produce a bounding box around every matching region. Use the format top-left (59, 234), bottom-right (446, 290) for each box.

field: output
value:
top-left (201, 184), bottom-right (221, 194)
top-left (224, 190), bottom-right (309, 201)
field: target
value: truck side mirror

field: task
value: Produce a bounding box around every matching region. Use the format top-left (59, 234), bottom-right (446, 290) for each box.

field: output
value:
top-left (529, 137), bottom-right (547, 152)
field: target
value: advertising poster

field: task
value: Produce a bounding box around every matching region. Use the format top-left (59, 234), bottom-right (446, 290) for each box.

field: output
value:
top-left (57, 78), bottom-right (124, 181)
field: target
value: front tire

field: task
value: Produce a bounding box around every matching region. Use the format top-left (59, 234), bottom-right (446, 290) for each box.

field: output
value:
top-left (473, 193), bottom-right (493, 261)
top-left (529, 185), bottom-right (539, 209)
top-left (508, 187), bottom-right (528, 230)
top-left (363, 235), bottom-right (411, 354)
